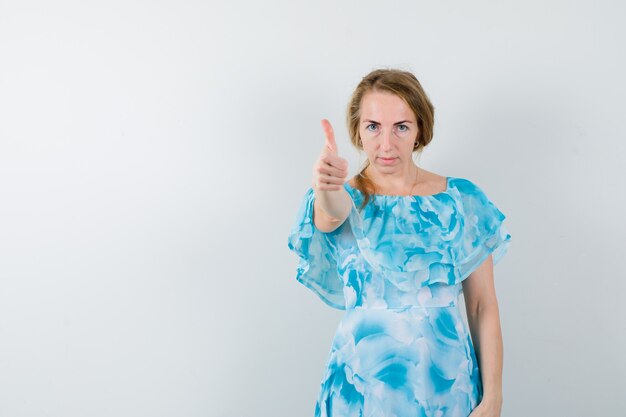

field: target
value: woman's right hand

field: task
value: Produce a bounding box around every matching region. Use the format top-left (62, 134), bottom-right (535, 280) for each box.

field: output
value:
top-left (312, 119), bottom-right (349, 191)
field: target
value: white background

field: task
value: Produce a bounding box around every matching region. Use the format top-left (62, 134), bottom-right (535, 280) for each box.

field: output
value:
top-left (1, 1), bottom-right (624, 416)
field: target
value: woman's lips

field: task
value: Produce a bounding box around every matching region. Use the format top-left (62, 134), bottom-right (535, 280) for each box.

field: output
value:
top-left (379, 157), bottom-right (397, 164)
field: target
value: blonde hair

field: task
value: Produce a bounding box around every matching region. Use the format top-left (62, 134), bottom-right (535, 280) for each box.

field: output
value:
top-left (346, 68), bottom-right (435, 210)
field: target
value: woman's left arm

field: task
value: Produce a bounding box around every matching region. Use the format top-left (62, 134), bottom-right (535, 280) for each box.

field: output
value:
top-left (462, 254), bottom-right (504, 417)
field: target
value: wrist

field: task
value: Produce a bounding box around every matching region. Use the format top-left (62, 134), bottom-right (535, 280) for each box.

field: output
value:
top-left (480, 393), bottom-right (503, 409)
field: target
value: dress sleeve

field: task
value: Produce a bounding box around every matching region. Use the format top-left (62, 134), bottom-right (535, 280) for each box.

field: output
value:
top-left (287, 187), bottom-right (346, 310)
top-left (456, 180), bottom-right (512, 281)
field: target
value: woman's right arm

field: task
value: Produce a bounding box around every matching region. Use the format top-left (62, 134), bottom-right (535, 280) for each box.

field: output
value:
top-left (312, 119), bottom-right (352, 233)
top-left (313, 189), bottom-right (351, 233)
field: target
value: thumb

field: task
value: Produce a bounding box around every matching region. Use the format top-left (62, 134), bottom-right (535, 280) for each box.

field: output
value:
top-left (321, 119), bottom-right (338, 154)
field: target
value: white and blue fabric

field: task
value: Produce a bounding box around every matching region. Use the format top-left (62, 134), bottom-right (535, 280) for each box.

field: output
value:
top-left (287, 177), bottom-right (512, 417)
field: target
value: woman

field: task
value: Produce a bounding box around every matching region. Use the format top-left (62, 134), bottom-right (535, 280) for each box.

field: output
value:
top-left (287, 68), bottom-right (511, 417)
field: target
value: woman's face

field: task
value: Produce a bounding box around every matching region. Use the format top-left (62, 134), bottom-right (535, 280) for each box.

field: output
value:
top-left (359, 90), bottom-right (419, 173)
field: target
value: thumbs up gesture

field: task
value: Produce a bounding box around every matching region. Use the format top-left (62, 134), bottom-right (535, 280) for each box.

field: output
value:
top-left (313, 119), bottom-right (349, 191)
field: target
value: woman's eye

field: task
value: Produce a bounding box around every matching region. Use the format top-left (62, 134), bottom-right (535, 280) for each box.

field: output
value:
top-left (397, 124), bottom-right (408, 132)
top-left (366, 124), bottom-right (378, 131)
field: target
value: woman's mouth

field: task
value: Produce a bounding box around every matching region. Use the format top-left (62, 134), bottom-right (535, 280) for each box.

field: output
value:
top-left (379, 157), bottom-right (397, 165)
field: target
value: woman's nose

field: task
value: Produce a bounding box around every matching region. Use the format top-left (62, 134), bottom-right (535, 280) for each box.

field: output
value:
top-left (381, 130), bottom-right (393, 150)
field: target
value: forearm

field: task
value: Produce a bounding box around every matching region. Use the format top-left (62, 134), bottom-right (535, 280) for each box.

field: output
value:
top-left (467, 304), bottom-right (503, 405)
top-left (315, 187), bottom-right (352, 222)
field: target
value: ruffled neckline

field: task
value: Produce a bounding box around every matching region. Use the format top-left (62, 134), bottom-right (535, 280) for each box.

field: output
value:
top-left (343, 176), bottom-right (452, 200)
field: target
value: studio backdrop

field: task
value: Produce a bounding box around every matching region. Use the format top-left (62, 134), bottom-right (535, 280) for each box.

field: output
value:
top-left (0, 1), bottom-right (624, 416)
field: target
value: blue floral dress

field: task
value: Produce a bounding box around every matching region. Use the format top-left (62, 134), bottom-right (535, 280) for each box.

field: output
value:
top-left (287, 176), bottom-right (512, 417)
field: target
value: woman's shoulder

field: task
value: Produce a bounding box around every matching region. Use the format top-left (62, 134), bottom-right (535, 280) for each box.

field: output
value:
top-left (448, 176), bottom-right (479, 192)
top-left (448, 176), bottom-right (494, 200)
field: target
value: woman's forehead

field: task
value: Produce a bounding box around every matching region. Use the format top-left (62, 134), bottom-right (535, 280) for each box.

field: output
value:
top-left (360, 91), bottom-right (415, 121)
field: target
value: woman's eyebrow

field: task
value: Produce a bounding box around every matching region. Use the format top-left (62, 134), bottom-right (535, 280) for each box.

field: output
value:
top-left (362, 119), bottom-right (413, 124)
